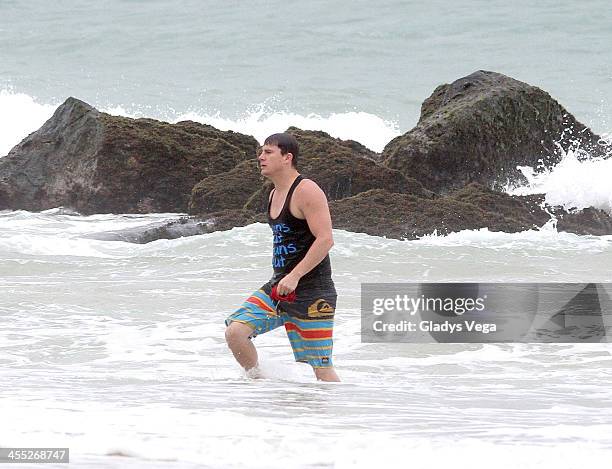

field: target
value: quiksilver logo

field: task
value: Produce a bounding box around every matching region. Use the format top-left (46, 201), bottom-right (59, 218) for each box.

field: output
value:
top-left (308, 299), bottom-right (334, 317)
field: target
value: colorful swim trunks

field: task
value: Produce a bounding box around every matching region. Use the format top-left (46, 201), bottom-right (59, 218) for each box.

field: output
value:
top-left (225, 287), bottom-right (337, 368)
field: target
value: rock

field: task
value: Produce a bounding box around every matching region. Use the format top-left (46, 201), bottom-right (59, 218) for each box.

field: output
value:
top-left (3, 73), bottom-right (612, 243)
top-left (453, 183), bottom-right (612, 236)
top-left (133, 210), bottom-right (266, 243)
top-left (383, 70), bottom-right (608, 194)
top-left (329, 184), bottom-right (612, 239)
top-left (86, 210), bottom-right (266, 243)
top-left (450, 183), bottom-right (548, 228)
top-left (83, 217), bottom-right (202, 243)
top-left (91, 186), bottom-right (612, 244)
top-left (189, 159), bottom-right (265, 214)
top-left (286, 127), bottom-right (431, 201)
top-left (329, 189), bottom-right (505, 239)
top-left (0, 97), bottom-right (258, 214)
top-left (188, 127), bottom-right (434, 216)
top-left (553, 206), bottom-right (612, 236)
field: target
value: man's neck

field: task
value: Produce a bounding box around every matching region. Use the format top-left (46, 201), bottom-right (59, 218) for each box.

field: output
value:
top-left (269, 169), bottom-right (300, 192)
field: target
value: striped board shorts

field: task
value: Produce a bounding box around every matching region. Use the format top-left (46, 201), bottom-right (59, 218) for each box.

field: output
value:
top-left (225, 288), bottom-right (337, 368)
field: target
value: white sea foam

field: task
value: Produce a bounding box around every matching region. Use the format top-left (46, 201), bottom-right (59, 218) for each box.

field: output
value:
top-left (0, 89), bottom-right (400, 155)
top-left (415, 225), bottom-right (612, 251)
top-left (172, 107), bottom-right (400, 153)
top-left (508, 148), bottom-right (612, 215)
top-left (0, 89), bottom-right (58, 156)
top-left (3, 210), bottom-right (612, 263)
top-left (107, 104), bottom-right (400, 152)
top-left (1, 398), bottom-right (611, 468)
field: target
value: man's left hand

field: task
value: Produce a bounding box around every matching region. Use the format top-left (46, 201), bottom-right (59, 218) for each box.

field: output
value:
top-left (276, 272), bottom-right (300, 296)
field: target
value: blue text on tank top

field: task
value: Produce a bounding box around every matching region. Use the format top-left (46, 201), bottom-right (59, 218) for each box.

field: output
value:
top-left (272, 222), bottom-right (297, 268)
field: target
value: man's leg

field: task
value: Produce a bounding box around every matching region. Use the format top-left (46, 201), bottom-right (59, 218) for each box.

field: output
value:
top-left (284, 310), bottom-right (338, 382)
top-left (225, 322), bottom-right (258, 370)
top-left (224, 289), bottom-right (284, 374)
top-left (313, 366), bottom-right (340, 382)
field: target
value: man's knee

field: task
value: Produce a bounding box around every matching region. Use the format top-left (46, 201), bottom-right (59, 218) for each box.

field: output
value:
top-left (225, 321), bottom-right (254, 347)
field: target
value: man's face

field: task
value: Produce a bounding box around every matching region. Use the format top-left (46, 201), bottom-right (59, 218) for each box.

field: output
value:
top-left (257, 144), bottom-right (291, 176)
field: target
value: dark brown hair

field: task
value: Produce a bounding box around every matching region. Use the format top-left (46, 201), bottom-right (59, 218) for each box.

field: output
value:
top-left (264, 133), bottom-right (299, 168)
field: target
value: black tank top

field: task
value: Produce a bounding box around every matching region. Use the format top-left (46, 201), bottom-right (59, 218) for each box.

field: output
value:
top-left (267, 175), bottom-right (333, 289)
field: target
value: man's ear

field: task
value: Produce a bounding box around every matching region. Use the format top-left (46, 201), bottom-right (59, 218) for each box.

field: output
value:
top-left (285, 152), bottom-right (293, 163)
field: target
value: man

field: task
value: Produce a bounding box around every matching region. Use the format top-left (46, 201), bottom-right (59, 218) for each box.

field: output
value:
top-left (224, 132), bottom-right (340, 382)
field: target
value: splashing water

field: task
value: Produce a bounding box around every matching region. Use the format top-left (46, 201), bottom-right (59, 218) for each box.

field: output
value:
top-left (508, 147), bottom-right (612, 215)
top-left (0, 89), bottom-right (400, 155)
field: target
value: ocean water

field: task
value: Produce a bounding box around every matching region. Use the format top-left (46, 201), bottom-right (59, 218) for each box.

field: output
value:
top-left (2, 1), bottom-right (612, 468)
top-left (2, 212), bottom-right (612, 469)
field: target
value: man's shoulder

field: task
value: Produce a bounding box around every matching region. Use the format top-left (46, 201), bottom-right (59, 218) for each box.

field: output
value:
top-left (296, 177), bottom-right (325, 197)
top-left (293, 178), bottom-right (329, 215)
